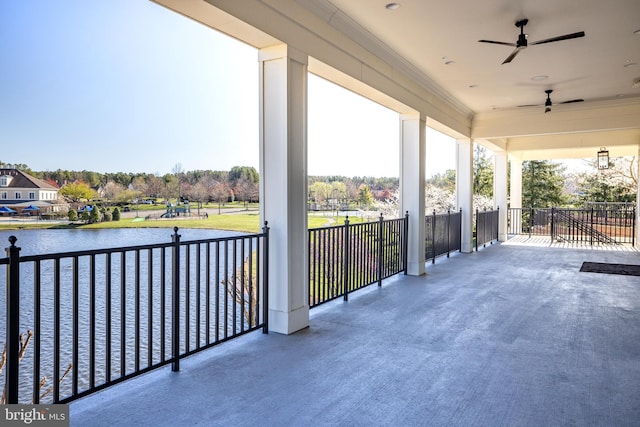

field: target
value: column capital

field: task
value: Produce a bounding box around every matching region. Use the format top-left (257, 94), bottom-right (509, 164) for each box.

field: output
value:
top-left (259, 44), bottom-right (308, 65)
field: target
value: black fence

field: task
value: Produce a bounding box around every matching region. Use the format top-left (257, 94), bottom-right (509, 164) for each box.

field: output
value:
top-left (425, 209), bottom-right (462, 263)
top-left (508, 206), bottom-right (635, 245)
top-left (308, 213), bottom-right (408, 308)
top-left (475, 208), bottom-right (499, 250)
top-left (1, 226), bottom-right (269, 404)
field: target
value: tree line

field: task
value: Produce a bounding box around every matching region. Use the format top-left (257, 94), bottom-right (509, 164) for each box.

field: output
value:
top-left (1, 161), bottom-right (400, 209)
top-left (3, 151), bottom-right (636, 212)
top-left (426, 147), bottom-right (637, 209)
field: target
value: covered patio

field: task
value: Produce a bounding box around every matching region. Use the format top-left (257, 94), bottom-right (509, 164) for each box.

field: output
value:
top-left (71, 242), bottom-right (640, 426)
top-left (145, 0), bottom-right (640, 337)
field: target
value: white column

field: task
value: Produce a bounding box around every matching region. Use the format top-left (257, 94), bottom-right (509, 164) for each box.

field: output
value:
top-left (508, 153), bottom-right (523, 238)
top-left (494, 151), bottom-right (508, 241)
top-left (509, 153), bottom-right (523, 209)
top-left (456, 138), bottom-right (474, 253)
top-left (399, 113), bottom-right (425, 276)
top-left (259, 45), bottom-right (309, 334)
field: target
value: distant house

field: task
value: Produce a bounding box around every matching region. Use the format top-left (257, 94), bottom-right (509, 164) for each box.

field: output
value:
top-left (0, 168), bottom-right (65, 214)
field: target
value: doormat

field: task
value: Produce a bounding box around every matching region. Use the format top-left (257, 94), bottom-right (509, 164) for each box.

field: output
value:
top-left (580, 262), bottom-right (640, 276)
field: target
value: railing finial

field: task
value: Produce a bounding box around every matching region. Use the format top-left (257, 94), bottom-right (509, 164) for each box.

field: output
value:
top-left (8, 235), bottom-right (17, 246)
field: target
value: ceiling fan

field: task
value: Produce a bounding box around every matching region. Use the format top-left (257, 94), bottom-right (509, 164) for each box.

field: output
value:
top-left (518, 89), bottom-right (584, 113)
top-left (479, 19), bottom-right (585, 64)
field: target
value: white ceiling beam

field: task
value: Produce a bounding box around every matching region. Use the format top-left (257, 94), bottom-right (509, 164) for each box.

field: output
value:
top-left (472, 98), bottom-right (640, 139)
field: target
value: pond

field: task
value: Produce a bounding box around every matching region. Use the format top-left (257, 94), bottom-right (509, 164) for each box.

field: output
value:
top-left (0, 227), bottom-right (240, 256)
top-left (0, 227), bottom-right (255, 403)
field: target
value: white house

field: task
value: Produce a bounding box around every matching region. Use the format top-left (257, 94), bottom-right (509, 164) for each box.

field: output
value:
top-left (0, 168), bottom-right (60, 208)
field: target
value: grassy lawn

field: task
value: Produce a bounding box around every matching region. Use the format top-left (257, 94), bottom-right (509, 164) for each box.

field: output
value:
top-left (0, 212), bottom-right (365, 233)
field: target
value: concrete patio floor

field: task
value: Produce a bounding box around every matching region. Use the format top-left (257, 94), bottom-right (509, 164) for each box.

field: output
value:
top-left (70, 241), bottom-right (640, 426)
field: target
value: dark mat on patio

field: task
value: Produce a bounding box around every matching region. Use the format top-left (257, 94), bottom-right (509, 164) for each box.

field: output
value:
top-left (580, 262), bottom-right (640, 276)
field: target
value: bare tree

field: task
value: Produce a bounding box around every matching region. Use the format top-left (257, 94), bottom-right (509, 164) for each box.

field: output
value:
top-left (1, 330), bottom-right (72, 404)
top-left (233, 177), bottom-right (258, 208)
top-left (102, 181), bottom-right (124, 202)
top-left (188, 182), bottom-right (209, 215)
top-left (211, 180), bottom-right (232, 214)
top-left (146, 175), bottom-right (165, 200)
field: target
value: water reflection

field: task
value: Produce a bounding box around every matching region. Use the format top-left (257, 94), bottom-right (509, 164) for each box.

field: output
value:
top-left (0, 228), bottom-right (256, 403)
top-left (0, 228), bottom-right (237, 256)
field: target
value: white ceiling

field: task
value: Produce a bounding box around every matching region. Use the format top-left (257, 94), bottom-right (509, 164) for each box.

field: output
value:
top-left (319, 0), bottom-right (640, 114)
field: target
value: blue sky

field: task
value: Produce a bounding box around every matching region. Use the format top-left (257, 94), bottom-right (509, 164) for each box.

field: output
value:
top-left (0, 0), bottom-right (455, 177)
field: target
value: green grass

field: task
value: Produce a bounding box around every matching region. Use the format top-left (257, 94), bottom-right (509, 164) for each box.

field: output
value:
top-left (0, 212), bottom-right (365, 233)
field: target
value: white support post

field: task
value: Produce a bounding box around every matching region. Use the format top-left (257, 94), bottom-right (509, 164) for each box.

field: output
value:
top-left (508, 152), bottom-right (523, 238)
top-left (494, 151), bottom-right (508, 241)
top-left (399, 113), bottom-right (425, 276)
top-left (259, 45), bottom-right (309, 334)
top-left (456, 138), bottom-right (474, 253)
top-left (509, 153), bottom-right (523, 209)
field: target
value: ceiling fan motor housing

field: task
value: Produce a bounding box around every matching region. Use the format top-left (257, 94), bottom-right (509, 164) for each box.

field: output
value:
top-left (516, 19), bottom-right (528, 47)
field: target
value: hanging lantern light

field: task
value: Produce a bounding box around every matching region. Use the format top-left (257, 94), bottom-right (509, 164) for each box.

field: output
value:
top-left (597, 147), bottom-right (609, 170)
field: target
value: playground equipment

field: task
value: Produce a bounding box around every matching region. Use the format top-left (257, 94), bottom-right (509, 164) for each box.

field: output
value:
top-left (162, 202), bottom-right (191, 218)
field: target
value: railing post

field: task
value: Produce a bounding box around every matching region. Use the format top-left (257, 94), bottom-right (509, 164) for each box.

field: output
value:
top-left (550, 207), bottom-right (555, 241)
top-left (483, 208), bottom-right (488, 248)
top-left (632, 206), bottom-right (636, 247)
top-left (5, 236), bottom-right (20, 404)
top-left (459, 208), bottom-right (463, 253)
top-left (446, 209), bottom-right (451, 258)
top-left (432, 210), bottom-right (437, 263)
top-left (495, 206), bottom-right (499, 243)
top-left (262, 221), bottom-right (269, 333)
top-left (377, 213), bottom-right (383, 287)
top-left (403, 211), bottom-right (409, 275)
top-left (475, 208), bottom-right (479, 251)
top-left (343, 216), bottom-right (350, 301)
top-left (590, 207), bottom-right (594, 246)
top-left (171, 227), bottom-right (181, 372)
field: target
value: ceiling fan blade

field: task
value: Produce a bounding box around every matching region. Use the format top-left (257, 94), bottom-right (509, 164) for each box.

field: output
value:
top-left (530, 31), bottom-right (585, 45)
top-left (517, 104), bottom-right (542, 108)
top-left (560, 99), bottom-right (584, 104)
top-left (478, 39), bottom-right (517, 47)
top-left (502, 47), bottom-right (523, 64)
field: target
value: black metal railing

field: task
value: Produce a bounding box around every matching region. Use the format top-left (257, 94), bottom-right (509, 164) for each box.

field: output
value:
top-left (553, 207), bottom-right (635, 245)
top-left (308, 213), bottom-right (408, 308)
top-left (425, 209), bottom-right (462, 263)
top-left (507, 207), bottom-right (552, 237)
top-left (1, 225), bottom-right (269, 404)
top-left (475, 208), bottom-right (499, 250)
top-left (508, 206), bottom-right (635, 245)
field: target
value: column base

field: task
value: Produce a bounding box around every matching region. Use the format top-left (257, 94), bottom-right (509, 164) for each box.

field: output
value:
top-left (406, 261), bottom-right (425, 276)
top-left (268, 305), bottom-right (309, 335)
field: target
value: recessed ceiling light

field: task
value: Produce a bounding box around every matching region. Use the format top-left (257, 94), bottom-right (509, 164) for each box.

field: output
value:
top-left (469, 84), bottom-right (478, 88)
top-left (632, 79), bottom-right (640, 89)
top-left (385, 3), bottom-right (400, 10)
top-left (531, 75), bottom-right (548, 81)
top-left (634, 29), bottom-right (640, 35)
top-left (624, 62), bottom-right (637, 68)
top-left (444, 60), bottom-right (455, 65)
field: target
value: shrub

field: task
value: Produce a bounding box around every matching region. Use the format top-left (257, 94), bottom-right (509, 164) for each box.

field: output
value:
top-left (112, 207), bottom-right (120, 221)
top-left (89, 206), bottom-right (101, 223)
top-left (68, 209), bottom-right (78, 221)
